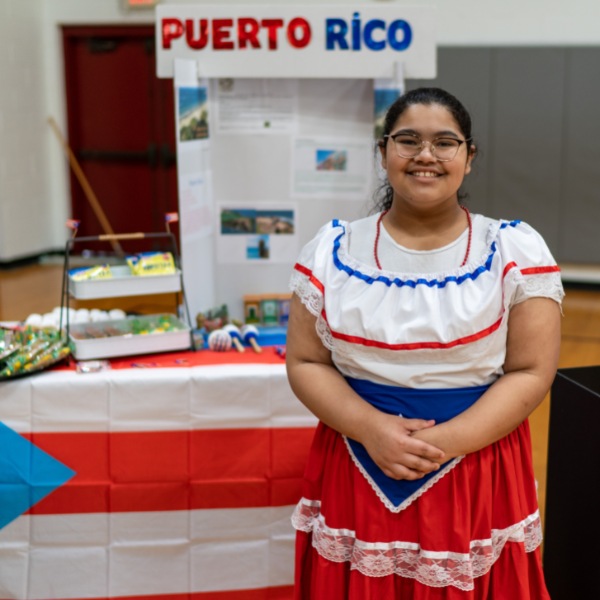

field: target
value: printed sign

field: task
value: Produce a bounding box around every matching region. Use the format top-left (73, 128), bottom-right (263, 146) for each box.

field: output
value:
top-left (156, 4), bottom-right (435, 79)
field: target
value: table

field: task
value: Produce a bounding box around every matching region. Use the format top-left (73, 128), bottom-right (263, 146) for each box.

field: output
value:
top-left (0, 349), bottom-right (317, 599)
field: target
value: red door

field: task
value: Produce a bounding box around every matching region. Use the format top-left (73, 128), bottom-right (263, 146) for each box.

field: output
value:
top-left (62, 26), bottom-right (178, 244)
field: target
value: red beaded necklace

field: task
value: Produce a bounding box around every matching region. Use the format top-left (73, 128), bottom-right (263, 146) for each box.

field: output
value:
top-left (373, 205), bottom-right (472, 270)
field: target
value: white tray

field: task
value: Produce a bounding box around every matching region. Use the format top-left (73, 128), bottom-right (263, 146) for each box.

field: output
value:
top-left (68, 265), bottom-right (182, 299)
top-left (68, 314), bottom-right (191, 360)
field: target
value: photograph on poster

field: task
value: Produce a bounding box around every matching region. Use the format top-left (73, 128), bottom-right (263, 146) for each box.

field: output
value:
top-left (292, 136), bottom-right (371, 199)
top-left (178, 86), bottom-right (209, 141)
top-left (374, 87), bottom-right (402, 140)
top-left (214, 78), bottom-right (298, 134)
top-left (247, 235), bottom-right (270, 260)
top-left (220, 208), bottom-right (256, 234)
top-left (218, 205), bottom-right (298, 264)
top-left (316, 149), bottom-right (347, 171)
top-left (256, 209), bottom-right (295, 234)
top-left (373, 72), bottom-right (405, 138)
top-left (220, 208), bottom-right (295, 235)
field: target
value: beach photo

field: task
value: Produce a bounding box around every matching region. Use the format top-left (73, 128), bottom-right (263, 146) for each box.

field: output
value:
top-left (256, 209), bottom-right (295, 234)
top-left (247, 235), bottom-right (270, 260)
top-left (178, 86), bottom-right (209, 141)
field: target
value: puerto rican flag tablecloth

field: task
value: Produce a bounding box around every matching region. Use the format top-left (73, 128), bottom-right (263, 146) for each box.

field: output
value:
top-left (0, 349), bottom-right (317, 599)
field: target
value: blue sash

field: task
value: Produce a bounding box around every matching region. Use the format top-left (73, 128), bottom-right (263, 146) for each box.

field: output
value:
top-left (345, 377), bottom-right (490, 511)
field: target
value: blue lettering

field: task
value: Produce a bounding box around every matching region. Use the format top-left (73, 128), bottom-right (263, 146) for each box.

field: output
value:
top-left (388, 20), bottom-right (412, 51)
top-left (351, 12), bottom-right (361, 50)
top-left (363, 19), bottom-right (386, 51)
top-left (326, 17), bottom-right (413, 52)
top-left (325, 18), bottom-right (348, 50)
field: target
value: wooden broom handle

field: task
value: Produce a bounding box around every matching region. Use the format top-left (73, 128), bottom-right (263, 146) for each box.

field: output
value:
top-left (48, 117), bottom-right (123, 256)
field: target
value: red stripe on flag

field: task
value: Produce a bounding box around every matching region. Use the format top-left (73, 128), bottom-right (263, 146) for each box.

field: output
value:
top-left (26, 428), bottom-right (315, 515)
top-left (52, 348), bottom-right (287, 373)
top-left (65, 218), bottom-right (80, 229)
top-left (62, 586), bottom-right (293, 600)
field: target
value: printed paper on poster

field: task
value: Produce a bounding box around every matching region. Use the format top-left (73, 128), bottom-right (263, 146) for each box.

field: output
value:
top-left (292, 136), bottom-right (372, 199)
top-left (214, 78), bottom-right (298, 134)
top-left (217, 204), bottom-right (298, 264)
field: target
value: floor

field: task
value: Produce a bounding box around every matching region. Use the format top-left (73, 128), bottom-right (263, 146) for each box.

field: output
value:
top-left (2, 262), bottom-right (600, 536)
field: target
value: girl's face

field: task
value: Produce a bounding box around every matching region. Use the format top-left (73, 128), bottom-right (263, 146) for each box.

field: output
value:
top-left (380, 103), bottom-right (475, 212)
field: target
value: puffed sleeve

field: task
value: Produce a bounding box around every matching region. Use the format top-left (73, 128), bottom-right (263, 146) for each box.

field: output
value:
top-left (289, 220), bottom-right (345, 319)
top-left (495, 220), bottom-right (565, 308)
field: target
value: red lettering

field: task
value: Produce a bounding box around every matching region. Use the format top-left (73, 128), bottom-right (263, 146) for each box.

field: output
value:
top-left (163, 15), bottom-right (313, 52)
top-left (238, 18), bottom-right (261, 49)
top-left (212, 19), bottom-right (234, 50)
top-left (261, 19), bottom-right (284, 50)
top-left (161, 18), bottom-right (184, 49)
top-left (185, 19), bottom-right (208, 50)
top-left (287, 17), bottom-right (311, 49)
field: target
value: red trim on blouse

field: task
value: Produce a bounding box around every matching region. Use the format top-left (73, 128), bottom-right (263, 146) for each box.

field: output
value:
top-left (293, 261), bottom-right (559, 352)
top-left (503, 262), bottom-right (560, 278)
top-left (503, 261), bottom-right (518, 278)
top-left (520, 265), bottom-right (561, 275)
top-left (294, 263), bottom-right (325, 294)
top-left (328, 316), bottom-right (504, 351)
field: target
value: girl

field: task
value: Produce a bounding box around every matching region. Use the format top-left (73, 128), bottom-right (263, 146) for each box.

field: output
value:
top-left (286, 87), bottom-right (562, 599)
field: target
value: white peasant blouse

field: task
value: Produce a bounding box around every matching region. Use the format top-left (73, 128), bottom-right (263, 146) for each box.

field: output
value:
top-left (289, 213), bottom-right (564, 389)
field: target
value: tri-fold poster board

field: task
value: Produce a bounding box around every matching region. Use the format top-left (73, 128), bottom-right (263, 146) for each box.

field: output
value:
top-left (155, 4), bottom-right (436, 320)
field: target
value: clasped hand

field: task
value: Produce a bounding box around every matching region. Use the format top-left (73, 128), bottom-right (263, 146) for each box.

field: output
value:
top-left (361, 412), bottom-right (445, 481)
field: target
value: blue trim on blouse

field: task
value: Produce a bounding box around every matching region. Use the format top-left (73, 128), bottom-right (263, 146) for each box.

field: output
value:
top-left (329, 218), bottom-right (521, 288)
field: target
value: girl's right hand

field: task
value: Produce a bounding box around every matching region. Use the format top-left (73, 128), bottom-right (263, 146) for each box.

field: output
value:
top-left (360, 412), bottom-right (445, 481)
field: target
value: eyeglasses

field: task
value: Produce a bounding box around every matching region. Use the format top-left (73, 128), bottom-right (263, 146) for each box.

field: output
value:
top-left (384, 133), bottom-right (471, 162)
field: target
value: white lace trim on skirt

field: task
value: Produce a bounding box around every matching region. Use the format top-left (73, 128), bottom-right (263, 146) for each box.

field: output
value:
top-left (292, 499), bottom-right (543, 591)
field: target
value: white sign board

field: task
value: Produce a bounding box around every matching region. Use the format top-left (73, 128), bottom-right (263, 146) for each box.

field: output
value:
top-left (156, 4), bottom-right (435, 79)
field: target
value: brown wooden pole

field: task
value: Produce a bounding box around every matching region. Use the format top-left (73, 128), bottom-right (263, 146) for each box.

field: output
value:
top-left (47, 116), bottom-right (124, 256)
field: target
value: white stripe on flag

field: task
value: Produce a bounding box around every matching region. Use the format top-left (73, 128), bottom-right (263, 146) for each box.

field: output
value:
top-left (1, 365), bottom-right (316, 434)
top-left (0, 506), bottom-right (296, 599)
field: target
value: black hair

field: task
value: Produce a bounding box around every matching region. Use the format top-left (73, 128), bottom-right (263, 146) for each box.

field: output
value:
top-left (373, 87), bottom-right (475, 212)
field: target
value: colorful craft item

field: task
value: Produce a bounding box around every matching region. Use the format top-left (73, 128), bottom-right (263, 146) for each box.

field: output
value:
top-left (0, 327), bottom-right (70, 379)
top-left (241, 324), bottom-right (261, 353)
top-left (65, 218), bottom-right (81, 231)
top-left (223, 324), bottom-right (245, 353)
top-left (196, 304), bottom-right (229, 332)
top-left (126, 252), bottom-right (176, 276)
top-left (68, 265), bottom-right (113, 281)
top-left (207, 329), bottom-right (232, 352)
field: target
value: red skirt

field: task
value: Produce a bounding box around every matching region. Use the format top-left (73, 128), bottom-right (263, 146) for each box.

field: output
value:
top-left (292, 420), bottom-right (550, 599)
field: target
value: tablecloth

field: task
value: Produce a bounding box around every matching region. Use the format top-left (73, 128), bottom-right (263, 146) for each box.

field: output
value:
top-left (0, 347), bottom-right (316, 599)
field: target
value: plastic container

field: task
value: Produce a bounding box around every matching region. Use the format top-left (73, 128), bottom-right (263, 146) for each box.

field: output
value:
top-left (68, 313), bottom-right (191, 360)
top-left (68, 265), bottom-right (182, 300)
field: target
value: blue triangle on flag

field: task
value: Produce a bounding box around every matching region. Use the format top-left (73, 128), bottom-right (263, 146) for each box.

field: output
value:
top-left (0, 422), bottom-right (76, 530)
